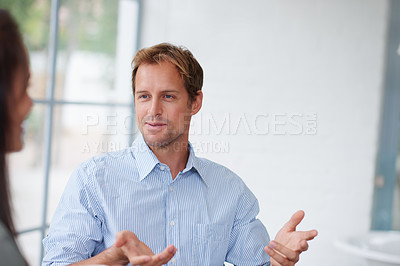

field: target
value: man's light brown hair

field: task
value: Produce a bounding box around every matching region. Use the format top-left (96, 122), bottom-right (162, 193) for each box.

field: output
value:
top-left (131, 43), bottom-right (203, 103)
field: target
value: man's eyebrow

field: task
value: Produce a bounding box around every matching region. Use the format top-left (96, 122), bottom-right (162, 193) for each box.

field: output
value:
top-left (135, 89), bottom-right (180, 94)
top-left (161, 90), bottom-right (180, 93)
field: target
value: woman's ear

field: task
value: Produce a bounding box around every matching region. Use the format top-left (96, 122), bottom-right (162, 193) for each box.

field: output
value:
top-left (191, 90), bottom-right (203, 115)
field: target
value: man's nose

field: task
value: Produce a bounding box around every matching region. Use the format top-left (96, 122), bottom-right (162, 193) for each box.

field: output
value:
top-left (149, 98), bottom-right (162, 117)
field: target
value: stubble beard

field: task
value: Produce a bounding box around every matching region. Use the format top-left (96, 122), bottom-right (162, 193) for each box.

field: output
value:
top-left (142, 122), bottom-right (189, 152)
top-left (140, 109), bottom-right (193, 152)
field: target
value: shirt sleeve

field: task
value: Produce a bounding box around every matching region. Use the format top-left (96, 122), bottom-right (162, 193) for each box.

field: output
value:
top-left (225, 178), bottom-right (271, 266)
top-left (42, 161), bottom-right (105, 266)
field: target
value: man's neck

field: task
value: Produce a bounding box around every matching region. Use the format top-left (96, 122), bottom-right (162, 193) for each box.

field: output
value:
top-left (149, 141), bottom-right (190, 180)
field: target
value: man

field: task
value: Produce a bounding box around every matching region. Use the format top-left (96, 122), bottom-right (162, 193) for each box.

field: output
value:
top-left (43, 43), bottom-right (317, 266)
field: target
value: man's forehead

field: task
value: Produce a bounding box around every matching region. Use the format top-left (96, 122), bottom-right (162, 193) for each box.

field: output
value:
top-left (136, 62), bottom-right (184, 87)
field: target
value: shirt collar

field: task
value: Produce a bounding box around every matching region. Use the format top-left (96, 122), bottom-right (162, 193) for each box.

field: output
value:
top-left (130, 134), bottom-right (160, 181)
top-left (130, 134), bottom-right (208, 186)
top-left (183, 142), bottom-right (208, 186)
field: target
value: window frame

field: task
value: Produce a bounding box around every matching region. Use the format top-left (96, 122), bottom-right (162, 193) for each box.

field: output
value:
top-left (371, 0), bottom-right (400, 231)
top-left (15, 0), bottom-right (143, 264)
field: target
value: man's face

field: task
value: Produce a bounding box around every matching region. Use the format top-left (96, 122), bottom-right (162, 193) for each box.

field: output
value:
top-left (134, 61), bottom-right (202, 149)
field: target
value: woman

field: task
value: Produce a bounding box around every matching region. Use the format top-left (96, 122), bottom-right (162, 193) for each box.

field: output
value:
top-left (0, 8), bottom-right (33, 266)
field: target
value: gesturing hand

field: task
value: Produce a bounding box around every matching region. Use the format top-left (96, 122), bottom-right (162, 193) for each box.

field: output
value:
top-left (264, 210), bottom-right (318, 266)
top-left (108, 230), bottom-right (177, 266)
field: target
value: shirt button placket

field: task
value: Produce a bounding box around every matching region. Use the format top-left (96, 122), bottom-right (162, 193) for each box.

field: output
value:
top-left (166, 181), bottom-right (179, 265)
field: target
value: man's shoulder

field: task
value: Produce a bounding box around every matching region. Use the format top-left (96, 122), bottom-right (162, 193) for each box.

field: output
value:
top-left (65, 147), bottom-right (140, 192)
top-left (194, 156), bottom-right (245, 187)
top-left (195, 156), bottom-right (236, 174)
top-left (76, 147), bottom-right (135, 174)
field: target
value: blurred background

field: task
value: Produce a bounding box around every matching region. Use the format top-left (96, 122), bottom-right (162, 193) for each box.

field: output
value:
top-left (1, 0), bottom-right (399, 265)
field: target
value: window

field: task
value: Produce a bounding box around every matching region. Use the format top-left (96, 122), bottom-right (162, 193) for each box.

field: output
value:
top-left (6, 0), bottom-right (142, 264)
top-left (371, 0), bottom-right (400, 231)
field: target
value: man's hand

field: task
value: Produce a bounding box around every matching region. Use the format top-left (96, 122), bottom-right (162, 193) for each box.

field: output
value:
top-left (264, 210), bottom-right (318, 266)
top-left (70, 230), bottom-right (176, 266)
top-left (111, 230), bottom-right (177, 266)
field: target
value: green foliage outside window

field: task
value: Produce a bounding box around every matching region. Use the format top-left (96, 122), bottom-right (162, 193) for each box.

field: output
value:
top-left (0, 0), bottom-right (118, 55)
top-left (0, 0), bottom-right (50, 50)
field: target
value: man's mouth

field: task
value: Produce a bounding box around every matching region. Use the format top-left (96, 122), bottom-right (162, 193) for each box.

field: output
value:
top-left (145, 122), bottom-right (167, 127)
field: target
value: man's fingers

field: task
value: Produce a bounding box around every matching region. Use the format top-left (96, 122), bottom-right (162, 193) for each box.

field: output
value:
top-left (115, 230), bottom-right (139, 248)
top-left (117, 231), bottom-right (154, 258)
top-left (114, 231), bottom-right (126, 247)
top-left (124, 244), bottom-right (176, 266)
top-left (129, 255), bottom-right (152, 265)
top-left (299, 240), bottom-right (309, 252)
top-left (295, 229), bottom-right (318, 243)
top-left (154, 245), bottom-right (176, 260)
top-left (295, 230), bottom-right (318, 244)
top-left (283, 210), bottom-right (305, 232)
top-left (306, 229), bottom-right (318, 240)
top-left (151, 245), bottom-right (177, 264)
top-left (113, 230), bottom-right (176, 266)
top-left (290, 230), bottom-right (317, 251)
top-left (269, 241), bottom-right (299, 262)
top-left (265, 245), bottom-right (294, 266)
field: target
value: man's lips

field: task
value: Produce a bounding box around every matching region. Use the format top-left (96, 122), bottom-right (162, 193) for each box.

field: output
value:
top-left (145, 122), bottom-right (167, 127)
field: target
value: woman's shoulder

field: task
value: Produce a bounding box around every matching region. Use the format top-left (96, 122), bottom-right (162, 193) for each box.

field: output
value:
top-left (0, 221), bottom-right (28, 266)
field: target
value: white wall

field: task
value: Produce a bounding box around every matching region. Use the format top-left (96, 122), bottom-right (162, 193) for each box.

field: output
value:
top-left (140, 0), bottom-right (389, 265)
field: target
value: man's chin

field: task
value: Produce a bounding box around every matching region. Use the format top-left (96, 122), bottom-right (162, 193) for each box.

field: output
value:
top-left (143, 136), bottom-right (170, 148)
top-left (141, 129), bottom-right (187, 150)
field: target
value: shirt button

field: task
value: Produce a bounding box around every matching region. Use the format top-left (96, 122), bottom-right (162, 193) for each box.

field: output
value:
top-left (171, 258), bottom-right (176, 263)
top-left (169, 187), bottom-right (173, 192)
top-left (160, 166), bottom-right (165, 171)
top-left (170, 221), bottom-right (175, 226)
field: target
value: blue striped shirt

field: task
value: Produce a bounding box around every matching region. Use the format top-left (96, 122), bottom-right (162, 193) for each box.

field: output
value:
top-left (42, 135), bottom-right (270, 265)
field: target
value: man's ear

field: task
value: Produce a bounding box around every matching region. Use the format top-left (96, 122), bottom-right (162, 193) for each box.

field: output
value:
top-left (190, 90), bottom-right (203, 115)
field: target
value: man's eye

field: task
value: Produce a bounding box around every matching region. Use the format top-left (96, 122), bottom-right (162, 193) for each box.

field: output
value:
top-left (139, 95), bottom-right (148, 99)
top-left (165, 95), bottom-right (173, 99)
